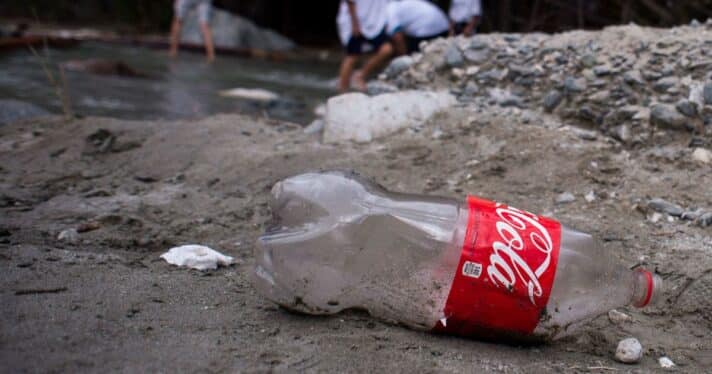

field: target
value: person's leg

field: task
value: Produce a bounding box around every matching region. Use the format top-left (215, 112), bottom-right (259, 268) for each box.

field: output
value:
top-left (354, 42), bottom-right (393, 91)
top-left (198, 1), bottom-right (215, 62)
top-left (200, 23), bottom-right (215, 62)
top-left (391, 32), bottom-right (407, 56)
top-left (338, 55), bottom-right (358, 92)
top-left (169, 17), bottom-right (182, 57)
top-left (169, 0), bottom-right (187, 57)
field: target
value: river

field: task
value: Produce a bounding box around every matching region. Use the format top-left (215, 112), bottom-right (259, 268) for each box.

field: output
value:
top-left (0, 41), bottom-right (338, 124)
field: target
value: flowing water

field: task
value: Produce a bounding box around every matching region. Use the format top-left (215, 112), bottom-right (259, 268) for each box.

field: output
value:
top-left (0, 41), bottom-right (337, 124)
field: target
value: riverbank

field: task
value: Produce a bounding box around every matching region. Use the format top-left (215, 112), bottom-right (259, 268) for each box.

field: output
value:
top-left (1, 103), bottom-right (710, 371)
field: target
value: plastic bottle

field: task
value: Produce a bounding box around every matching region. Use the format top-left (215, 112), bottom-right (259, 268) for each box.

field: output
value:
top-left (253, 170), bottom-right (661, 341)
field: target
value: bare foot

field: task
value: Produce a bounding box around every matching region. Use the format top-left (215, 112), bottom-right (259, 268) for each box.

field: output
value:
top-left (353, 71), bottom-right (367, 92)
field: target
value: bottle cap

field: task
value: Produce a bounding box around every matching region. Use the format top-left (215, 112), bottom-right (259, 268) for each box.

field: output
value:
top-left (634, 269), bottom-right (662, 308)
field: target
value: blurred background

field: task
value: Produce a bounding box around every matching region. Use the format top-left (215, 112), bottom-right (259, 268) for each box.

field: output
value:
top-left (2, 0), bottom-right (711, 46)
top-left (1, 0), bottom-right (711, 125)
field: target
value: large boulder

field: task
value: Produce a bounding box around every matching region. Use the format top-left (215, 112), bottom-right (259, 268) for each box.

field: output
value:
top-left (323, 90), bottom-right (456, 143)
top-left (180, 8), bottom-right (295, 51)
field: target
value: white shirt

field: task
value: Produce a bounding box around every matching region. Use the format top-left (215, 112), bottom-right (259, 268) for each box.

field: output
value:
top-left (449, 0), bottom-right (482, 24)
top-left (336, 0), bottom-right (388, 45)
top-left (386, 0), bottom-right (449, 38)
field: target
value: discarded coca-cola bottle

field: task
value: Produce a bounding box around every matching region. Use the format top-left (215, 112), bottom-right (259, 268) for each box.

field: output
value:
top-left (253, 170), bottom-right (661, 341)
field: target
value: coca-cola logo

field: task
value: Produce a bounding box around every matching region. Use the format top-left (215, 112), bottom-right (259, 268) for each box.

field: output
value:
top-left (486, 204), bottom-right (554, 305)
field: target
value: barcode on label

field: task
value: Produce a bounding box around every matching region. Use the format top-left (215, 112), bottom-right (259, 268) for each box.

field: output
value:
top-left (462, 261), bottom-right (482, 278)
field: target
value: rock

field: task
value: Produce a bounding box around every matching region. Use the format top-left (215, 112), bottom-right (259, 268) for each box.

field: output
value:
top-left (161, 245), bottom-right (235, 271)
top-left (608, 309), bottom-right (632, 323)
top-left (675, 99), bottom-right (698, 117)
top-left (654, 76), bottom-right (679, 92)
top-left (303, 119), bottom-right (324, 135)
top-left (615, 338), bottom-right (643, 364)
top-left (366, 81), bottom-right (398, 95)
top-left (691, 148), bottom-right (711, 164)
top-left (704, 82), bottom-right (712, 105)
top-left (219, 87), bottom-right (279, 102)
top-left (462, 81), bottom-right (479, 96)
top-left (323, 90), bottom-right (456, 143)
top-left (689, 81), bottom-right (706, 107)
top-left (593, 65), bottom-right (611, 76)
top-left (463, 48), bottom-right (490, 64)
top-left (698, 212), bottom-right (712, 227)
top-left (564, 77), bottom-right (587, 93)
top-left (543, 90), bottom-right (563, 112)
top-left (648, 198), bottom-right (684, 216)
top-left (181, 7), bottom-right (294, 51)
top-left (384, 55), bottom-right (414, 78)
top-left (467, 39), bottom-right (488, 50)
top-left (572, 127), bottom-right (598, 141)
top-left (580, 54), bottom-right (598, 68)
top-left (84, 129), bottom-right (117, 155)
top-left (0, 99), bottom-right (50, 125)
top-left (444, 44), bottom-right (464, 67)
top-left (659, 357), bottom-right (675, 369)
top-left (648, 212), bottom-right (663, 223)
top-left (611, 124), bottom-right (631, 143)
top-left (57, 229), bottom-right (79, 244)
top-left (479, 69), bottom-right (507, 82)
top-left (508, 63), bottom-right (535, 77)
top-left (650, 103), bottom-right (687, 129)
top-left (681, 208), bottom-right (705, 221)
top-left (623, 70), bottom-right (644, 85)
top-left (488, 88), bottom-right (523, 107)
top-left (555, 192), bottom-right (576, 205)
top-left (584, 190), bottom-right (597, 202)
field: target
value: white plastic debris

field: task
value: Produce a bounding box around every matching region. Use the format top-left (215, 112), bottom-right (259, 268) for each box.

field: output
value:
top-left (615, 337), bottom-right (643, 364)
top-left (161, 245), bottom-right (234, 270)
top-left (659, 356), bottom-right (675, 368)
top-left (219, 87), bottom-right (279, 102)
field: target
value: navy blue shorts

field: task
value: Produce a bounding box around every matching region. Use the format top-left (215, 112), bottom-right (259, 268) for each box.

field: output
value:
top-left (453, 22), bottom-right (479, 35)
top-left (345, 28), bottom-right (389, 55)
top-left (405, 31), bottom-right (448, 53)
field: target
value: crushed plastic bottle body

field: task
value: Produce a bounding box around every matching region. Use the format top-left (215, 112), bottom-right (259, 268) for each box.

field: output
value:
top-left (253, 170), bottom-right (660, 341)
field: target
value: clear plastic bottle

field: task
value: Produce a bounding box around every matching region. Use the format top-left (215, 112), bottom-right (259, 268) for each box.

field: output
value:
top-left (253, 170), bottom-right (661, 341)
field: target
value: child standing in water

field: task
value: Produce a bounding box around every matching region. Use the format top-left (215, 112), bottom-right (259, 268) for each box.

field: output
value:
top-left (336, 0), bottom-right (393, 92)
top-left (169, 0), bottom-right (216, 62)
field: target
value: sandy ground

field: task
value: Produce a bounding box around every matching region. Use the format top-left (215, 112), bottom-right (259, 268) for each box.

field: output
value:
top-left (1, 108), bottom-right (710, 372)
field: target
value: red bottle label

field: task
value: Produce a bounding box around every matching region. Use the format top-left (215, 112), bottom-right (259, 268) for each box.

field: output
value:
top-left (435, 196), bottom-right (561, 338)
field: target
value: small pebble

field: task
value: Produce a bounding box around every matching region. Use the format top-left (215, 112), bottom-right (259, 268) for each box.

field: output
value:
top-left (555, 192), bottom-right (576, 205)
top-left (608, 309), bottom-right (632, 324)
top-left (659, 356), bottom-right (675, 368)
top-left (615, 337), bottom-right (643, 364)
top-left (648, 212), bottom-right (663, 223)
top-left (584, 191), bottom-right (596, 203)
top-left (691, 148), bottom-right (711, 164)
top-left (57, 228), bottom-right (79, 244)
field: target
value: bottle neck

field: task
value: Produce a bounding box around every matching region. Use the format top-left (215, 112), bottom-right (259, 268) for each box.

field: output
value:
top-left (631, 269), bottom-right (661, 308)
